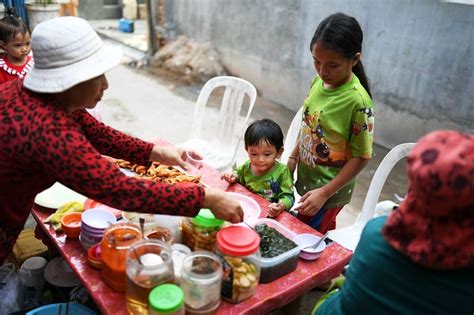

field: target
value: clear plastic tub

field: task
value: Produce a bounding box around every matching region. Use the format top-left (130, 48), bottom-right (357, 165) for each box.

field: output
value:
top-left (251, 218), bottom-right (300, 283)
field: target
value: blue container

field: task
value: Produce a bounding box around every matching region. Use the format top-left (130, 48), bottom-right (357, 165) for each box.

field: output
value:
top-left (119, 18), bottom-right (134, 33)
top-left (26, 303), bottom-right (96, 315)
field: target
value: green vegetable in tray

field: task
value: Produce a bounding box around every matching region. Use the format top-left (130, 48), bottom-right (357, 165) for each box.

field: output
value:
top-left (255, 224), bottom-right (297, 258)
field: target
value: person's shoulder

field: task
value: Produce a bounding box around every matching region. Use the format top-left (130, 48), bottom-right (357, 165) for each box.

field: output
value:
top-left (362, 216), bottom-right (387, 237)
top-left (349, 76), bottom-right (373, 108)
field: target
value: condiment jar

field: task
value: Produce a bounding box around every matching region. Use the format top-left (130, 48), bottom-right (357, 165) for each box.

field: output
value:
top-left (101, 222), bottom-right (142, 292)
top-left (181, 209), bottom-right (224, 251)
top-left (215, 225), bottom-right (261, 303)
top-left (148, 284), bottom-right (185, 315)
top-left (180, 251), bottom-right (222, 315)
top-left (126, 239), bottom-right (175, 314)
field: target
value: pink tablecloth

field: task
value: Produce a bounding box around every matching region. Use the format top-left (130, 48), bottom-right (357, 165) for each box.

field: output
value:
top-left (32, 154), bottom-right (352, 315)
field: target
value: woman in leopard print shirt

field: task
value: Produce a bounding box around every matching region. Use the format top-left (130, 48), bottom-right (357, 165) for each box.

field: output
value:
top-left (0, 17), bottom-right (243, 263)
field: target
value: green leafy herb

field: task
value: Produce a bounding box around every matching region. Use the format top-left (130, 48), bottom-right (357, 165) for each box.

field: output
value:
top-left (255, 224), bottom-right (297, 258)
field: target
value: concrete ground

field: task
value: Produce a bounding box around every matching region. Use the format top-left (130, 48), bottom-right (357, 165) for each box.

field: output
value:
top-left (28, 19), bottom-right (409, 314)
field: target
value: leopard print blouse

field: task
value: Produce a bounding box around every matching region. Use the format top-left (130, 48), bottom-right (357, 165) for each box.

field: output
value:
top-left (0, 79), bottom-right (205, 263)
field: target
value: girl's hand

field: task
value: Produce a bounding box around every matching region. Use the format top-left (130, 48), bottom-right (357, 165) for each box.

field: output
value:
top-left (221, 171), bottom-right (238, 183)
top-left (203, 188), bottom-right (244, 223)
top-left (295, 188), bottom-right (331, 217)
top-left (149, 145), bottom-right (199, 170)
top-left (267, 202), bottom-right (285, 218)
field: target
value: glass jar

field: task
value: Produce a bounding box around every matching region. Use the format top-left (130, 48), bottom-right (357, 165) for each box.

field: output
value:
top-left (148, 284), bottom-right (185, 315)
top-left (101, 222), bottom-right (142, 292)
top-left (215, 225), bottom-right (261, 303)
top-left (181, 209), bottom-right (224, 251)
top-left (126, 239), bottom-right (175, 315)
top-left (180, 251), bottom-right (222, 315)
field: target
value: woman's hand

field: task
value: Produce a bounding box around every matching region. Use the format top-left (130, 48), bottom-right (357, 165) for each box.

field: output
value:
top-left (203, 188), bottom-right (244, 223)
top-left (149, 145), bottom-right (202, 170)
top-left (267, 202), bottom-right (285, 218)
top-left (221, 171), bottom-right (238, 183)
top-left (295, 187), bottom-right (331, 217)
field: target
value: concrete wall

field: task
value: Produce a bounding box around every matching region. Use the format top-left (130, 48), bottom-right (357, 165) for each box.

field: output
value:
top-left (174, 0), bottom-right (474, 148)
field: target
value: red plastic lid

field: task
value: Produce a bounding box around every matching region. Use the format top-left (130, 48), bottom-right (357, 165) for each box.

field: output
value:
top-left (216, 225), bottom-right (260, 256)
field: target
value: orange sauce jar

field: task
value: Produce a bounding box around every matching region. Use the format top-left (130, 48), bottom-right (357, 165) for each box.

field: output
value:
top-left (101, 222), bottom-right (142, 292)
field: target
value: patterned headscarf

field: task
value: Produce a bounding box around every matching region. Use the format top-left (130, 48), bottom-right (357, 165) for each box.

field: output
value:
top-left (382, 130), bottom-right (474, 270)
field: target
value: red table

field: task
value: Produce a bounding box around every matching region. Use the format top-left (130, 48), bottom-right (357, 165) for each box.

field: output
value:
top-left (32, 162), bottom-right (352, 315)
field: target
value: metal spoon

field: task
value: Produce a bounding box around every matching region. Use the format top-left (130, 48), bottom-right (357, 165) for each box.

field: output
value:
top-left (303, 232), bottom-right (329, 250)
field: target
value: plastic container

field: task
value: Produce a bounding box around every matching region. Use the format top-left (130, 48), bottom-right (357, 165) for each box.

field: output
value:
top-left (149, 284), bottom-right (185, 315)
top-left (170, 244), bottom-right (192, 283)
top-left (216, 226), bottom-right (260, 303)
top-left (126, 240), bottom-right (175, 314)
top-left (181, 209), bottom-right (224, 251)
top-left (101, 222), bottom-right (142, 292)
top-left (180, 251), bottom-right (222, 314)
top-left (251, 218), bottom-right (300, 283)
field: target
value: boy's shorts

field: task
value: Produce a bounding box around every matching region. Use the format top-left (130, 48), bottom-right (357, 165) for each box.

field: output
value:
top-left (297, 206), bottom-right (344, 233)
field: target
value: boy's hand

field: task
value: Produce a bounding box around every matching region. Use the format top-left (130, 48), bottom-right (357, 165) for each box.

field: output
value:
top-left (267, 202), bottom-right (285, 218)
top-left (221, 171), bottom-right (238, 183)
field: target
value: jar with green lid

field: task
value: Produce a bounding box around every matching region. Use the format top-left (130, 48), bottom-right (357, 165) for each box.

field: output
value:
top-left (181, 209), bottom-right (224, 251)
top-left (148, 284), bottom-right (185, 315)
top-left (215, 225), bottom-right (261, 303)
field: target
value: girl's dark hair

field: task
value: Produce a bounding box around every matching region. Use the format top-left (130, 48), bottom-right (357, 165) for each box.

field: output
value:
top-left (310, 12), bottom-right (371, 97)
top-left (244, 119), bottom-right (284, 151)
top-left (0, 8), bottom-right (30, 43)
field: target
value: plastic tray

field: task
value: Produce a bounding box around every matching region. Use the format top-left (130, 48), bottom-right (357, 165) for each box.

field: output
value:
top-left (252, 218), bottom-right (300, 283)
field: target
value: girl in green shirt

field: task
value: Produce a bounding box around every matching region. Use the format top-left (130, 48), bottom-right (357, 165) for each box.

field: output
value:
top-left (222, 119), bottom-right (295, 217)
top-left (288, 13), bottom-right (374, 233)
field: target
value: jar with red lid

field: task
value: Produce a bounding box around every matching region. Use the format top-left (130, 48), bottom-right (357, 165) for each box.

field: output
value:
top-left (215, 225), bottom-right (260, 303)
top-left (101, 222), bottom-right (142, 292)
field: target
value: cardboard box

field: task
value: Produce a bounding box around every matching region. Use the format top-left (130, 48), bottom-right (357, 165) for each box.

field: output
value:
top-left (9, 228), bottom-right (48, 268)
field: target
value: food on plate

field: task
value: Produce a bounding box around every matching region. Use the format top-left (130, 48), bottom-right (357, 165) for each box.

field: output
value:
top-left (112, 158), bottom-right (201, 184)
top-left (254, 223), bottom-right (297, 258)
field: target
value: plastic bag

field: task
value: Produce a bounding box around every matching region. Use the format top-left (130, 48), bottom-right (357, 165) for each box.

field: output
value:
top-left (0, 263), bottom-right (21, 314)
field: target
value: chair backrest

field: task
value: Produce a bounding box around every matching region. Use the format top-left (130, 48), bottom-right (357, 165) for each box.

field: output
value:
top-left (356, 142), bottom-right (416, 226)
top-left (280, 106), bottom-right (303, 164)
top-left (190, 76), bottom-right (257, 147)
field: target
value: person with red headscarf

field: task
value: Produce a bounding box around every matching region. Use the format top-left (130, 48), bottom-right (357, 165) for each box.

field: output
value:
top-left (314, 130), bottom-right (474, 314)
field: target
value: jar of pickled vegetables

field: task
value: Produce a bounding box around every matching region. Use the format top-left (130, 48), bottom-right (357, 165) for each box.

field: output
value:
top-left (101, 222), bottom-right (142, 292)
top-left (215, 225), bottom-right (261, 303)
top-left (181, 209), bottom-right (224, 251)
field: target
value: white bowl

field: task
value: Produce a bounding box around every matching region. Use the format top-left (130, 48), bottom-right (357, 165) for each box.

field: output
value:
top-left (293, 233), bottom-right (326, 260)
top-left (81, 208), bottom-right (116, 230)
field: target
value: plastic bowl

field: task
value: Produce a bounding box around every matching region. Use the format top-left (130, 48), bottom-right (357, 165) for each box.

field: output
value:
top-left (79, 230), bottom-right (103, 244)
top-left (293, 233), bottom-right (326, 260)
top-left (81, 208), bottom-right (116, 230)
top-left (61, 212), bottom-right (82, 239)
top-left (185, 149), bottom-right (204, 168)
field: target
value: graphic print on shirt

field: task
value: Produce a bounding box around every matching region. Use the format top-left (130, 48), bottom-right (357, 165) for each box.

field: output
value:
top-left (263, 176), bottom-right (279, 203)
top-left (299, 106), bottom-right (374, 168)
top-left (352, 108), bottom-right (375, 136)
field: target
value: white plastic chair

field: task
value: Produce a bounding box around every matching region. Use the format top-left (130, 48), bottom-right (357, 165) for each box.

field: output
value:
top-left (281, 106), bottom-right (303, 164)
top-left (328, 142), bottom-right (416, 251)
top-left (180, 76), bottom-right (257, 171)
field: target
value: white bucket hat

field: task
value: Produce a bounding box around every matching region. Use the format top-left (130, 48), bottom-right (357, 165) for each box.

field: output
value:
top-left (23, 16), bottom-right (123, 93)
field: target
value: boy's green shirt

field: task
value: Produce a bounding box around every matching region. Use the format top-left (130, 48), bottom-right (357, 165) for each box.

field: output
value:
top-left (236, 160), bottom-right (295, 210)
